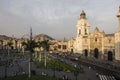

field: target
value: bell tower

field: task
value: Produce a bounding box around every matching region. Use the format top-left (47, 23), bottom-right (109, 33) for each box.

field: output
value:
top-left (115, 6), bottom-right (120, 60)
top-left (74, 10), bottom-right (90, 54)
top-left (76, 10), bottom-right (90, 37)
top-left (117, 6), bottom-right (120, 31)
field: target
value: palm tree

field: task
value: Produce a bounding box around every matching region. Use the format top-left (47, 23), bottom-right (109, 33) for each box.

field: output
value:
top-left (15, 40), bottom-right (18, 49)
top-left (29, 40), bottom-right (38, 53)
top-left (7, 41), bottom-right (13, 49)
top-left (40, 40), bottom-right (50, 68)
top-left (21, 39), bottom-right (38, 52)
top-left (0, 40), bottom-right (3, 49)
top-left (40, 40), bottom-right (49, 51)
top-left (21, 40), bottom-right (27, 50)
top-left (7, 40), bottom-right (13, 56)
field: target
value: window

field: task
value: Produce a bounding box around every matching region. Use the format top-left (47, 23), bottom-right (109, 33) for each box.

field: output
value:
top-left (85, 28), bottom-right (87, 35)
top-left (79, 29), bottom-right (81, 35)
top-left (63, 45), bottom-right (66, 49)
top-left (95, 38), bottom-right (97, 42)
top-left (58, 45), bottom-right (61, 49)
top-left (109, 39), bottom-right (111, 43)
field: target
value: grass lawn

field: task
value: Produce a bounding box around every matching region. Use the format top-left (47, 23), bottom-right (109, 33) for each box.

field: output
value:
top-left (9, 52), bottom-right (29, 57)
top-left (35, 58), bottom-right (84, 73)
top-left (1, 75), bottom-right (62, 80)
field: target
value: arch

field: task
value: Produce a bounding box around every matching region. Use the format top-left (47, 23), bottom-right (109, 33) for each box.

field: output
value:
top-left (71, 49), bottom-right (73, 53)
top-left (94, 48), bottom-right (99, 59)
top-left (84, 49), bottom-right (88, 57)
top-left (108, 51), bottom-right (113, 61)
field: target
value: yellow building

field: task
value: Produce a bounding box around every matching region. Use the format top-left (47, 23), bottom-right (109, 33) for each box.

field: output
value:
top-left (67, 38), bottom-right (75, 53)
top-left (56, 41), bottom-right (68, 53)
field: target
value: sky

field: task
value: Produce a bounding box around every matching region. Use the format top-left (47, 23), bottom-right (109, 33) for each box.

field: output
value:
top-left (0, 0), bottom-right (120, 40)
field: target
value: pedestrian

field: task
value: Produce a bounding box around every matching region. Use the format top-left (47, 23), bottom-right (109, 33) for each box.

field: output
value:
top-left (65, 75), bottom-right (68, 80)
top-left (96, 73), bottom-right (98, 77)
top-left (89, 66), bottom-right (91, 70)
top-left (62, 75), bottom-right (65, 80)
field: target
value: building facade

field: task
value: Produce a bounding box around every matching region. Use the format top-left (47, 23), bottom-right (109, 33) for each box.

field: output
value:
top-left (115, 6), bottom-right (120, 60)
top-left (73, 7), bottom-right (120, 61)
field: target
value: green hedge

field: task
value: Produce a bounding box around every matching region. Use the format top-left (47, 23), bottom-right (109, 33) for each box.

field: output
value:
top-left (1, 75), bottom-right (62, 80)
top-left (35, 59), bottom-right (84, 73)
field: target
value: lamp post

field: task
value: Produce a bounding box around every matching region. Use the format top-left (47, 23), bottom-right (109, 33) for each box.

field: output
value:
top-left (44, 51), bottom-right (46, 68)
top-left (28, 27), bottom-right (33, 78)
top-left (44, 40), bottom-right (49, 68)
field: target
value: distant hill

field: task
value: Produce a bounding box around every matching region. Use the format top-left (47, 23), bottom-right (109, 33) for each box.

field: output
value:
top-left (33, 34), bottom-right (54, 41)
top-left (0, 35), bottom-right (12, 40)
top-left (0, 34), bottom-right (54, 41)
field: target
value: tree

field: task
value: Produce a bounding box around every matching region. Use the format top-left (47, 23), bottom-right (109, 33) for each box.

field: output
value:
top-left (30, 40), bottom-right (38, 52)
top-left (7, 40), bottom-right (13, 49)
top-left (7, 40), bottom-right (13, 56)
top-left (0, 40), bottom-right (3, 49)
top-left (40, 40), bottom-right (49, 51)
top-left (21, 39), bottom-right (38, 52)
top-left (21, 41), bottom-right (27, 47)
top-left (15, 40), bottom-right (18, 49)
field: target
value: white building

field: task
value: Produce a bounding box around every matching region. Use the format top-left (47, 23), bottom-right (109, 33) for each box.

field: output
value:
top-left (73, 7), bottom-right (120, 61)
top-left (115, 6), bottom-right (120, 60)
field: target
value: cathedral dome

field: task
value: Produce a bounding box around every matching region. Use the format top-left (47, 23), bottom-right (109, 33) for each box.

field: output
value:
top-left (80, 10), bottom-right (86, 16)
top-left (80, 10), bottom-right (86, 19)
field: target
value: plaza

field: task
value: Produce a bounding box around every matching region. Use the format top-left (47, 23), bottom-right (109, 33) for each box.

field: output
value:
top-left (0, 1), bottom-right (120, 80)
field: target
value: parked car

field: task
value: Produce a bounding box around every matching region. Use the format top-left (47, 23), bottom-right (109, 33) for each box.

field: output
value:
top-left (41, 72), bottom-right (48, 76)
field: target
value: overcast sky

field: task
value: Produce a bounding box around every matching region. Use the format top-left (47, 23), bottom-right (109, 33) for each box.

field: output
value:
top-left (0, 0), bottom-right (120, 40)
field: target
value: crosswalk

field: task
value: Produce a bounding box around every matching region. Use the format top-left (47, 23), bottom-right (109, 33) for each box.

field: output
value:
top-left (98, 74), bottom-right (116, 80)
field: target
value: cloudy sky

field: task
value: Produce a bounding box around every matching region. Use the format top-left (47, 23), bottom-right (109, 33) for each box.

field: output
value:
top-left (0, 0), bottom-right (120, 40)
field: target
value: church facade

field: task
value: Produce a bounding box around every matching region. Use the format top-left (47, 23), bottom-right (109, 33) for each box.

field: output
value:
top-left (73, 7), bottom-right (120, 61)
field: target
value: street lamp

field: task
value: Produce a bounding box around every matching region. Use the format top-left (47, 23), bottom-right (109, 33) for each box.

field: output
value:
top-left (28, 27), bottom-right (33, 78)
top-left (44, 40), bottom-right (49, 68)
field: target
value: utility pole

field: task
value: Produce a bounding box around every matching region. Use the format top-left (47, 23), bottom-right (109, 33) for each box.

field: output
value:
top-left (44, 40), bottom-right (49, 68)
top-left (44, 52), bottom-right (46, 68)
top-left (28, 27), bottom-right (32, 78)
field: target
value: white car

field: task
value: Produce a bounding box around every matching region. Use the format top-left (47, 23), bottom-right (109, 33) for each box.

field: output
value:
top-left (41, 72), bottom-right (47, 76)
top-left (75, 58), bottom-right (78, 60)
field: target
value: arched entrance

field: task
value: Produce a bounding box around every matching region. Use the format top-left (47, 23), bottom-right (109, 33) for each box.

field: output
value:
top-left (71, 49), bottom-right (73, 53)
top-left (108, 51), bottom-right (113, 61)
top-left (84, 49), bottom-right (88, 57)
top-left (94, 48), bottom-right (99, 59)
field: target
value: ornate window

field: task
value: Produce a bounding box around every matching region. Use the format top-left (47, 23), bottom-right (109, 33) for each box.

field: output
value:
top-left (85, 28), bottom-right (87, 35)
top-left (95, 38), bottom-right (97, 42)
top-left (109, 39), bottom-right (111, 43)
top-left (79, 29), bottom-right (81, 35)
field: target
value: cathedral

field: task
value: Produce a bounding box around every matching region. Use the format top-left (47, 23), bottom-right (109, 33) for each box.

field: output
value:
top-left (73, 7), bottom-right (120, 61)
